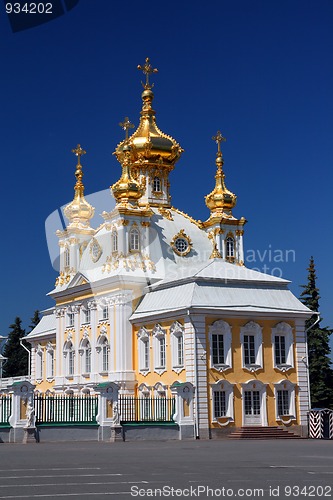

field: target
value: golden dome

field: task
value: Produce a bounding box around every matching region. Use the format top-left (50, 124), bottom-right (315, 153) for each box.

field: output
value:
top-left (114, 58), bottom-right (183, 170)
top-left (64, 145), bottom-right (95, 228)
top-left (111, 143), bottom-right (144, 206)
top-left (205, 132), bottom-right (237, 214)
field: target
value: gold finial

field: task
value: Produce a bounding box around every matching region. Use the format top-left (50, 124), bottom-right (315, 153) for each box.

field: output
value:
top-left (137, 57), bottom-right (158, 89)
top-left (119, 117), bottom-right (135, 140)
top-left (64, 144), bottom-right (95, 228)
top-left (72, 144), bottom-right (86, 165)
top-left (212, 131), bottom-right (226, 155)
top-left (71, 144), bottom-right (86, 194)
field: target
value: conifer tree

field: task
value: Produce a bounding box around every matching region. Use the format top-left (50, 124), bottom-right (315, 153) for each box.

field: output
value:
top-left (29, 310), bottom-right (40, 332)
top-left (2, 317), bottom-right (28, 377)
top-left (300, 257), bottom-right (333, 408)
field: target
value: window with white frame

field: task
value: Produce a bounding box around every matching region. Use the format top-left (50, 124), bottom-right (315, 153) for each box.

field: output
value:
top-left (274, 380), bottom-right (296, 420)
top-left (240, 321), bottom-right (263, 371)
top-left (153, 176), bottom-right (161, 192)
top-left (46, 345), bottom-right (54, 379)
top-left (63, 341), bottom-right (75, 377)
top-left (101, 305), bottom-right (109, 321)
top-left (99, 336), bottom-right (109, 372)
top-left (170, 321), bottom-right (184, 372)
top-left (225, 236), bottom-right (235, 259)
top-left (272, 322), bottom-right (294, 370)
top-left (112, 229), bottom-right (118, 253)
top-left (211, 380), bottom-right (234, 422)
top-left (36, 346), bottom-right (43, 380)
top-left (129, 228), bottom-right (140, 252)
top-left (153, 325), bottom-right (167, 374)
top-left (138, 327), bottom-right (150, 373)
top-left (80, 338), bottom-right (91, 374)
top-left (209, 320), bottom-right (232, 371)
top-left (82, 308), bottom-right (91, 324)
top-left (67, 312), bottom-right (74, 328)
top-left (64, 246), bottom-right (70, 268)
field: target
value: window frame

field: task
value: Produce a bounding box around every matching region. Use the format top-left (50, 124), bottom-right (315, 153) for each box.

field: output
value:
top-left (272, 322), bottom-right (294, 371)
top-left (46, 344), bottom-right (55, 380)
top-left (211, 380), bottom-right (234, 423)
top-left (209, 320), bottom-right (232, 372)
top-left (36, 345), bottom-right (43, 381)
top-left (153, 324), bottom-right (167, 375)
top-left (170, 321), bottom-right (185, 373)
top-left (138, 327), bottom-right (150, 375)
top-left (274, 380), bottom-right (296, 422)
top-left (240, 321), bottom-right (263, 371)
top-left (129, 228), bottom-right (140, 252)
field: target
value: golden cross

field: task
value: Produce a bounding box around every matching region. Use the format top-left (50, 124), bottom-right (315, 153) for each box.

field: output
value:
top-left (137, 57), bottom-right (158, 89)
top-left (119, 117), bottom-right (134, 140)
top-left (72, 144), bottom-right (86, 165)
top-left (212, 131), bottom-right (226, 154)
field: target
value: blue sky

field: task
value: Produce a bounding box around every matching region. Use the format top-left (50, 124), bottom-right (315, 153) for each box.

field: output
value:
top-left (0, 1), bottom-right (332, 353)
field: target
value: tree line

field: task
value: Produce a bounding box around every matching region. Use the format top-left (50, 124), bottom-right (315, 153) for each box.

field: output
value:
top-left (1, 259), bottom-right (333, 407)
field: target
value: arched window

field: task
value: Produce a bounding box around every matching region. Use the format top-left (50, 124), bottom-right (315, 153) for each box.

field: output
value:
top-left (226, 236), bottom-right (235, 259)
top-left (80, 339), bottom-right (91, 374)
top-left (46, 344), bottom-right (55, 379)
top-left (112, 229), bottom-right (118, 253)
top-left (97, 335), bottom-right (109, 373)
top-left (64, 341), bottom-right (75, 377)
top-left (36, 346), bottom-right (43, 380)
top-left (64, 247), bottom-right (70, 268)
top-left (153, 176), bottom-right (161, 192)
top-left (129, 228), bottom-right (140, 252)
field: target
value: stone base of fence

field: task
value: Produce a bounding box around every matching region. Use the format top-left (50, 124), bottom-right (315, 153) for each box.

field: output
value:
top-left (36, 424), bottom-right (99, 442)
top-left (23, 426), bottom-right (37, 444)
top-left (122, 422), bottom-right (180, 441)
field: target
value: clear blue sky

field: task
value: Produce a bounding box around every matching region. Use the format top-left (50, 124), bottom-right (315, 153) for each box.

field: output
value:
top-left (1, 1), bottom-right (332, 353)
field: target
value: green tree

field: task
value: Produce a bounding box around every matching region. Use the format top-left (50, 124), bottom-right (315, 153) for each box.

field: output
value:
top-left (2, 317), bottom-right (28, 377)
top-left (29, 310), bottom-right (40, 332)
top-left (300, 257), bottom-right (333, 408)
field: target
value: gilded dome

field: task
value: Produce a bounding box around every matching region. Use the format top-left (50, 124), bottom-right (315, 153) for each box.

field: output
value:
top-left (114, 59), bottom-right (183, 170)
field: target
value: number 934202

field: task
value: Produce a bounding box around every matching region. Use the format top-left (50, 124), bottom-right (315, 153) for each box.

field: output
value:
top-left (6, 3), bottom-right (53, 14)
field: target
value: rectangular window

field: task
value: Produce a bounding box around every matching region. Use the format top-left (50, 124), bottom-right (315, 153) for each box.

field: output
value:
top-left (214, 391), bottom-right (226, 418)
top-left (102, 307), bottom-right (108, 320)
top-left (212, 333), bottom-right (224, 365)
top-left (85, 348), bottom-right (91, 373)
top-left (67, 313), bottom-right (74, 328)
top-left (159, 337), bottom-right (166, 368)
top-left (275, 335), bottom-right (286, 365)
top-left (68, 351), bottom-right (74, 376)
top-left (143, 339), bottom-right (149, 370)
top-left (102, 343), bottom-right (109, 372)
top-left (47, 350), bottom-right (54, 378)
top-left (244, 335), bottom-right (255, 365)
top-left (177, 335), bottom-right (184, 366)
top-left (277, 390), bottom-right (289, 416)
top-left (83, 309), bottom-right (91, 324)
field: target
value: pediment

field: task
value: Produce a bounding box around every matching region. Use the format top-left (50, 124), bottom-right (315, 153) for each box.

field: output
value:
top-left (67, 272), bottom-right (90, 288)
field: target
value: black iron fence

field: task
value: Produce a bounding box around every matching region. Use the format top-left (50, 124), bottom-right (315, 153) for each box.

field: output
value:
top-left (0, 395), bottom-right (11, 425)
top-left (34, 394), bottom-right (98, 425)
top-left (119, 396), bottom-right (175, 423)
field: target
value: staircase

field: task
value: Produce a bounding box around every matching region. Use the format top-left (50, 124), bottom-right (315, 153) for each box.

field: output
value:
top-left (227, 426), bottom-right (302, 439)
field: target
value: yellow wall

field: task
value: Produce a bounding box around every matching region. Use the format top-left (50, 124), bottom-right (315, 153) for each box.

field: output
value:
top-left (133, 319), bottom-right (187, 395)
top-left (206, 317), bottom-right (298, 429)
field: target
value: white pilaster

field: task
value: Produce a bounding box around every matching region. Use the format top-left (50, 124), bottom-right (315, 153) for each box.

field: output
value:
top-left (295, 318), bottom-right (310, 426)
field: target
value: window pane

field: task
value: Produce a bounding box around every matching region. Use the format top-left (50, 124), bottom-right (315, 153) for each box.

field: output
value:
top-left (277, 390), bottom-right (289, 415)
top-left (159, 337), bottom-right (166, 368)
top-left (177, 335), bottom-right (184, 366)
top-left (212, 334), bottom-right (224, 365)
top-left (214, 391), bottom-right (226, 418)
top-left (244, 335), bottom-right (256, 365)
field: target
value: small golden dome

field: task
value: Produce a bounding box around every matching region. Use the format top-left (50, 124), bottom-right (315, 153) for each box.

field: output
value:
top-left (111, 143), bottom-right (144, 206)
top-left (64, 145), bottom-right (95, 228)
top-left (114, 58), bottom-right (183, 170)
top-left (205, 132), bottom-right (237, 214)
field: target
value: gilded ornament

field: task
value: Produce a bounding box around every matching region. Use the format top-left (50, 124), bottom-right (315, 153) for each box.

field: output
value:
top-left (170, 229), bottom-right (193, 257)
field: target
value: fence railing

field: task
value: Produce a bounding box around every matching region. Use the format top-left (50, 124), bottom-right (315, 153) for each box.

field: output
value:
top-left (119, 396), bottom-right (175, 423)
top-left (34, 394), bottom-right (98, 425)
top-left (0, 395), bottom-right (11, 425)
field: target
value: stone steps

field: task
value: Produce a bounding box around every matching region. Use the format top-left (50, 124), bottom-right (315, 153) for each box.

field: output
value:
top-left (227, 426), bottom-right (302, 439)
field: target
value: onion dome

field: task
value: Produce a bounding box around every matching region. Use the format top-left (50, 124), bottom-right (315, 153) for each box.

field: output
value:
top-left (111, 141), bottom-right (144, 206)
top-left (114, 58), bottom-right (183, 170)
top-left (205, 131), bottom-right (237, 215)
top-left (64, 145), bottom-right (95, 228)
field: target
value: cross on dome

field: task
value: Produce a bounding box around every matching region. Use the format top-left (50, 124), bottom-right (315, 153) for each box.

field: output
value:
top-left (137, 57), bottom-right (158, 89)
top-left (212, 131), bottom-right (226, 155)
top-left (72, 144), bottom-right (86, 165)
top-left (119, 117), bottom-right (135, 140)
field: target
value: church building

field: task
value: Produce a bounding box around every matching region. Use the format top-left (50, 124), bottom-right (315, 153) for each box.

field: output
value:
top-left (26, 58), bottom-right (312, 439)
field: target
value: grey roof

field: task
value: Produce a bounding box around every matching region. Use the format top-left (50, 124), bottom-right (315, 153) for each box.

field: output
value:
top-left (25, 312), bottom-right (56, 340)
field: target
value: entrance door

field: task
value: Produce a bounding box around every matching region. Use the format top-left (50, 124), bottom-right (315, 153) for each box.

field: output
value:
top-left (244, 390), bottom-right (261, 426)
